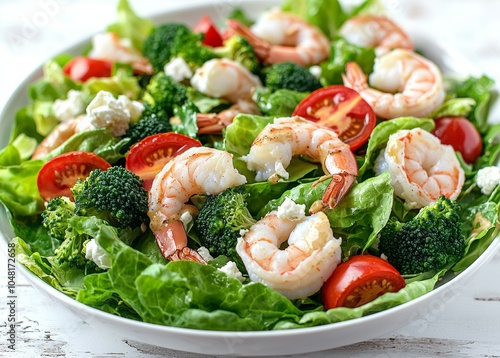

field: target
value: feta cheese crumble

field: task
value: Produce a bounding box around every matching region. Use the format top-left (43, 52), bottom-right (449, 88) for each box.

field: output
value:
top-left (164, 57), bottom-right (193, 82)
top-left (218, 261), bottom-right (245, 282)
top-left (197, 246), bottom-right (214, 262)
top-left (52, 89), bottom-right (86, 121)
top-left (476, 166), bottom-right (500, 195)
top-left (83, 90), bottom-right (144, 136)
top-left (85, 239), bottom-right (111, 270)
top-left (277, 197), bottom-right (306, 221)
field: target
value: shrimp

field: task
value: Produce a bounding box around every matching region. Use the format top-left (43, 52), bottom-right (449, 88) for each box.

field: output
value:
top-left (243, 116), bottom-right (358, 211)
top-left (32, 118), bottom-right (79, 159)
top-left (374, 128), bottom-right (465, 209)
top-left (227, 9), bottom-right (330, 66)
top-left (148, 146), bottom-right (247, 261)
top-left (190, 58), bottom-right (262, 134)
top-left (236, 210), bottom-right (342, 300)
top-left (342, 49), bottom-right (446, 119)
top-left (339, 14), bottom-right (413, 55)
top-left (88, 32), bottom-right (153, 75)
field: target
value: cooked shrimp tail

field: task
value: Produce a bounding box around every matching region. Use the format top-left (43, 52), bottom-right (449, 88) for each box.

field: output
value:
top-left (154, 220), bottom-right (206, 263)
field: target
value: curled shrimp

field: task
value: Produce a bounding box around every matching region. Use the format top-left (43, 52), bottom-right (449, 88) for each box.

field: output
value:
top-left (374, 128), bottom-right (465, 209)
top-left (339, 14), bottom-right (413, 55)
top-left (236, 210), bottom-right (342, 300)
top-left (148, 146), bottom-right (247, 261)
top-left (32, 118), bottom-right (79, 159)
top-left (243, 116), bottom-right (358, 211)
top-left (189, 58), bottom-right (261, 134)
top-left (342, 49), bottom-right (446, 119)
top-left (227, 9), bottom-right (330, 66)
top-left (88, 32), bottom-right (153, 75)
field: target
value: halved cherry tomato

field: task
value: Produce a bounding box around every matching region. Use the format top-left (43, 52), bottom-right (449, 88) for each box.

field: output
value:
top-left (37, 151), bottom-right (111, 201)
top-left (63, 57), bottom-right (113, 82)
top-left (322, 255), bottom-right (406, 309)
top-left (432, 116), bottom-right (483, 164)
top-left (193, 15), bottom-right (224, 47)
top-left (292, 85), bottom-right (377, 151)
top-left (125, 133), bottom-right (202, 190)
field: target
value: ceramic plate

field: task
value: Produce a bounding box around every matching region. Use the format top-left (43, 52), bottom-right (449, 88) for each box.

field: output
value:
top-left (1, 1), bottom-right (499, 356)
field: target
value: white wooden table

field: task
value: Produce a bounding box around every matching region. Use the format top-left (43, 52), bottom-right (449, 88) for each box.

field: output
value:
top-left (1, 1), bottom-right (500, 357)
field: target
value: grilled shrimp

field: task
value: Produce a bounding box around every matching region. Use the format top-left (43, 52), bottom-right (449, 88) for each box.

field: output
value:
top-left (227, 8), bottom-right (330, 66)
top-left (374, 128), bottom-right (465, 209)
top-left (243, 116), bottom-right (358, 211)
top-left (236, 208), bottom-right (342, 300)
top-left (339, 14), bottom-right (413, 55)
top-left (342, 49), bottom-right (446, 119)
top-left (148, 146), bottom-right (247, 261)
top-left (190, 58), bottom-right (261, 134)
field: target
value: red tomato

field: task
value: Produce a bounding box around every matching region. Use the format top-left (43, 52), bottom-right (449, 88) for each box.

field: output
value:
top-left (63, 57), bottom-right (113, 82)
top-left (193, 15), bottom-right (224, 47)
top-left (37, 151), bottom-right (111, 201)
top-left (322, 255), bottom-right (406, 309)
top-left (125, 133), bottom-right (202, 190)
top-left (292, 85), bottom-right (377, 151)
top-left (432, 116), bottom-right (483, 164)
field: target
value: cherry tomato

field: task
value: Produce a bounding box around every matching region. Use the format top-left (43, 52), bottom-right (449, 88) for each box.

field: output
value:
top-left (193, 15), bottom-right (224, 47)
top-left (432, 116), bottom-right (483, 164)
top-left (37, 151), bottom-right (111, 201)
top-left (63, 57), bottom-right (113, 82)
top-left (292, 85), bottom-right (376, 151)
top-left (322, 255), bottom-right (406, 309)
top-left (125, 133), bottom-right (202, 190)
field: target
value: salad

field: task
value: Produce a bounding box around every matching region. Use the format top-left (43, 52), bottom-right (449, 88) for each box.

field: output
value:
top-left (1, 0), bottom-right (500, 332)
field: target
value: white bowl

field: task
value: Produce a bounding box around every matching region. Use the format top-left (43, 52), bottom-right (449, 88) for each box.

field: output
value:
top-left (1, 0), bottom-right (499, 356)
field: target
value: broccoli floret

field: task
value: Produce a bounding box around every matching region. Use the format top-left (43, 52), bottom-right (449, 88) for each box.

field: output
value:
top-left (194, 185), bottom-right (256, 265)
top-left (42, 197), bottom-right (93, 270)
top-left (123, 112), bottom-right (172, 146)
top-left (213, 35), bottom-right (261, 73)
top-left (72, 166), bottom-right (149, 229)
top-left (143, 23), bottom-right (216, 72)
top-left (41, 196), bottom-right (76, 242)
top-left (264, 62), bottom-right (322, 93)
top-left (378, 196), bottom-right (466, 275)
top-left (142, 72), bottom-right (189, 118)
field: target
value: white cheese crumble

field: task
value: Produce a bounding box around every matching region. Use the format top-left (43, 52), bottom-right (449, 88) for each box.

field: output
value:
top-left (309, 65), bottom-right (322, 79)
top-left (179, 211), bottom-right (193, 230)
top-left (85, 239), bottom-right (111, 270)
top-left (164, 57), bottom-right (193, 82)
top-left (277, 197), bottom-right (306, 221)
top-left (197, 246), bottom-right (214, 262)
top-left (52, 90), bottom-right (86, 122)
top-left (83, 90), bottom-right (144, 136)
top-left (218, 261), bottom-right (245, 282)
top-left (477, 166), bottom-right (500, 195)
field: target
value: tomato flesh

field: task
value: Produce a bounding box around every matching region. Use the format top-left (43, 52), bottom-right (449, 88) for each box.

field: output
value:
top-left (193, 15), bottom-right (224, 47)
top-left (292, 85), bottom-right (376, 151)
top-left (125, 133), bottom-right (202, 190)
top-left (322, 255), bottom-right (406, 309)
top-left (37, 151), bottom-right (111, 201)
top-left (432, 116), bottom-right (483, 164)
top-left (63, 57), bottom-right (113, 82)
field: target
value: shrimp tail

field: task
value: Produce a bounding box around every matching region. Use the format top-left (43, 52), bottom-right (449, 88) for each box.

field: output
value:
top-left (154, 220), bottom-right (206, 263)
top-left (342, 62), bottom-right (368, 92)
top-left (322, 172), bottom-right (356, 209)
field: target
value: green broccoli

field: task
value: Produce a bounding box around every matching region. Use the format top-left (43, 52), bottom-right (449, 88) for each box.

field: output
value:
top-left (264, 62), bottom-right (322, 93)
top-left (41, 196), bottom-right (76, 242)
top-left (142, 72), bottom-right (189, 118)
top-left (72, 166), bottom-right (149, 229)
top-left (123, 112), bottom-right (172, 146)
top-left (42, 197), bottom-right (94, 270)
top-left (213, 35), bottom-right (261, 73)
top-left (194, 185), bottom-right (256, 266)
top-left (378, 196), bottom-right (466, 275)
top-left (143, 22), bottom-right (216, 72)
